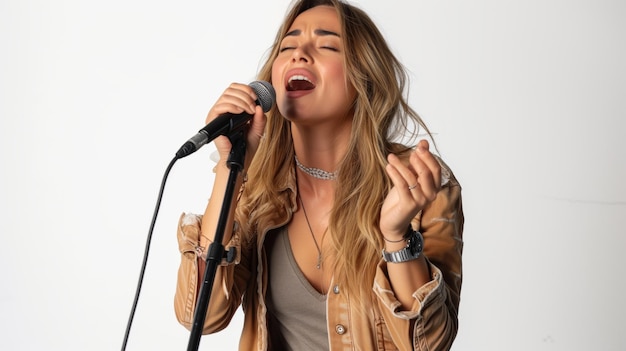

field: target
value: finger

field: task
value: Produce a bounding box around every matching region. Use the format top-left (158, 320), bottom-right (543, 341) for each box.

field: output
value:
top-left (387, 153), bottom-right (418, 190)
top-left (416, 140), bottom-right (442, 190)
top-left (224, 82), bottom-right (259, 106)
top-left (410, 155), bottom-right (436, 201)
top-left (385, 157), bottom-right (406, 189)
top-left (386, 154), bottom-right (428, 207)
top-left (410, 142), bottom-right (441, 201)
top-left (247, 105), bottom-right (268, 149)
top-left (206, 83), bottom-right (259, 123)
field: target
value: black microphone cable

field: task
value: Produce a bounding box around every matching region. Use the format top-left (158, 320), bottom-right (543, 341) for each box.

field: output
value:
top-left (121, 155), bottom-right (177, 351)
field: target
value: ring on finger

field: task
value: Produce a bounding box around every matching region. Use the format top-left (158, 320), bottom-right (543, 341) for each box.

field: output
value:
top-left (408, 183), bottom-right (418, 190)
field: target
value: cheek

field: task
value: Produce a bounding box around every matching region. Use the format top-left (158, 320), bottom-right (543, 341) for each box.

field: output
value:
top-left (271, 59), bottom-right (292, 117)
top-left (326, 62), bottom-right (348, 91)
top-left (328, 58), bottom-right (346, 78)
top-left (271, 55), bottom-right (289, 87)
top-left (327, 63), bottom-right (354, 103)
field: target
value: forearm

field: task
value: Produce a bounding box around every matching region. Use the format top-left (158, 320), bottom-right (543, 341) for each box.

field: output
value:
top-left (384, 239), bottom-right (431, 310)
top-left (201, 161), bottom-right (245, 244)
top-left (199, 161), bottom-right (246, 275)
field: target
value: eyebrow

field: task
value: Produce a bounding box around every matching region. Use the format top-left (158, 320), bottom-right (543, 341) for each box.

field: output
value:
top-left (285, 29), bottom-right (341, 38)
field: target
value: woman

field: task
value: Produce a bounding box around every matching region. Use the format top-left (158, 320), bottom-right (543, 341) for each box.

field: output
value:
top-left (174, 0), bottom-right (464, 350)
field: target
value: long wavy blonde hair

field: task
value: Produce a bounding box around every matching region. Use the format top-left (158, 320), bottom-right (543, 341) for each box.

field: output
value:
top-left (235, 0), bottom-right (433, 306)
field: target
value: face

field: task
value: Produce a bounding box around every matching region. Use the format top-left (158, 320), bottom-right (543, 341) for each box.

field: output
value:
top-left (271, 6), bottom-right (356, 125)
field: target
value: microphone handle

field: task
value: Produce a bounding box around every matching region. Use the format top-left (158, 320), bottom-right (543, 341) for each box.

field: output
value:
top-left (175, 112), bottom-right (252, 159)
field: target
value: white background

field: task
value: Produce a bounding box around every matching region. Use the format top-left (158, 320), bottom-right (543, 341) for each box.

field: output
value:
top-left (1, 0), bottom-right (625, 350)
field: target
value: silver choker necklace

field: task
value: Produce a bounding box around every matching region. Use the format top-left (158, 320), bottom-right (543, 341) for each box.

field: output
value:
top-left (294, 155), bottom-right (337, 180)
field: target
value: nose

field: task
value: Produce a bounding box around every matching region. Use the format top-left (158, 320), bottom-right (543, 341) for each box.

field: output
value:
top-left (291, 46), bottom-right (311, 63)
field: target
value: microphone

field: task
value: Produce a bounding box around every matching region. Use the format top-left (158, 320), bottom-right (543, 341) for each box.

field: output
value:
top-left (176, 80), bottom-right (276, 159)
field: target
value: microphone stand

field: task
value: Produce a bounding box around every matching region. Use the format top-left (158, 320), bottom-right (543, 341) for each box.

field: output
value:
top-left (186, 129), bottom-right (246, 351)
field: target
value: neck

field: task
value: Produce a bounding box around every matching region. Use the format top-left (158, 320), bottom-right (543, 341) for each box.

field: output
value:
top-left (291, 121), bottom-right (350, 176)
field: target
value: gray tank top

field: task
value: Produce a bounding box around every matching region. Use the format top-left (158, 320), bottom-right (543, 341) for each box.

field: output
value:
top-left (266, 228), bottom-right (329, 351)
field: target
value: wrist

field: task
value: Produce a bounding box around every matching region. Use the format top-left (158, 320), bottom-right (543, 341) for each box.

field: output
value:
top-left (381, 224), bottom-right (414, 244)
top-left (384, 239), bottom-right (408, 252)
top-left (381, 228), bottom-right (407, 243)
top-left (381, 225), bottom-right (424, 263)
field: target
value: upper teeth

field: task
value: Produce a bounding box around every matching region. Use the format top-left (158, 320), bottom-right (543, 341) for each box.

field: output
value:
top-left (288, 75), bottom-right (312, 83)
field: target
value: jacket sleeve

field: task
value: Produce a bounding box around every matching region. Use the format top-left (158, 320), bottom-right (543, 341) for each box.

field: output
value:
top-left (173, 212), bottom-right (252, 334)
top-left (373, 159), bottom-right (464, 350)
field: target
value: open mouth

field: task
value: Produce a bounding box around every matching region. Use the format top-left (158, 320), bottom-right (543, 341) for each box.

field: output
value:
top-left (287, 75), bottom-right (316, 91)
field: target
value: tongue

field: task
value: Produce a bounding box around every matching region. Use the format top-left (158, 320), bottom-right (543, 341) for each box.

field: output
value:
top-left (288, 80), bottom-right (315, 91)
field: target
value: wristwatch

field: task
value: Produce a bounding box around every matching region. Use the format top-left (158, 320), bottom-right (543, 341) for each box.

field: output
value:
top-left (382, 227), bottom-right (424, 263)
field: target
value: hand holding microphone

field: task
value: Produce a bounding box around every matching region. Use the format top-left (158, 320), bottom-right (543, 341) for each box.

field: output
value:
top-left (176, 81), bottom-right (275, 159)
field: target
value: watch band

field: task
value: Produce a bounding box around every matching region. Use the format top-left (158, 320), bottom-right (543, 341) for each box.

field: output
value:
top-left (381, 228), bottom-right (423, 263)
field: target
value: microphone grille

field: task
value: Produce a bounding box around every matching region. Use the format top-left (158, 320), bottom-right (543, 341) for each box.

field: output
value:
top-left (249, 80), bottom-right (276, 113)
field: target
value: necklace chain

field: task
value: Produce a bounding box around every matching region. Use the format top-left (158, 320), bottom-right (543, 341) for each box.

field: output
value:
top-left (295, 156), bottom-right (337, 180)
top-left (299, 194), bottom-right (323, 270)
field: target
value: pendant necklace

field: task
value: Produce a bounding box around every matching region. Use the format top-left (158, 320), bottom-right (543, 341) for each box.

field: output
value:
top-left (298, 194), bottom-right (324, 269)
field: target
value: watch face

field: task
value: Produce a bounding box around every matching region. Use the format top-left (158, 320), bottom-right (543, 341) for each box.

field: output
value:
top-left (408, 232), bottom-right (423, 256)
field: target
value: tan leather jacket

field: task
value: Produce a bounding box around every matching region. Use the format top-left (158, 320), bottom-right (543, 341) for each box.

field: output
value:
top-left (174, 160), bottom-right (463, 350)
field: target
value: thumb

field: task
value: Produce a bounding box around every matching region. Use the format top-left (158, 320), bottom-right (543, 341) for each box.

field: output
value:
top-left (247, 105), bottom-right (267, 150)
